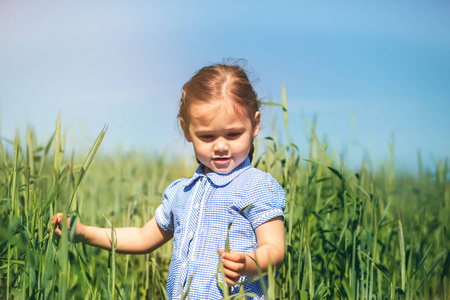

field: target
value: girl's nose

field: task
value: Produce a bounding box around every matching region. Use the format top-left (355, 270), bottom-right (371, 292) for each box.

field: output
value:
top-left (213, 138), bottom-right (228, 152)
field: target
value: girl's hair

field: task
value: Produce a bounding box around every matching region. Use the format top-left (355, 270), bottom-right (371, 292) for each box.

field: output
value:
top-left (178, 63), bottom-right (260, 162)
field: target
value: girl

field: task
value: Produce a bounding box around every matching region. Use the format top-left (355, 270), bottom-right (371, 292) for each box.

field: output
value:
top-left (52, 64), bottom-right (286, 299)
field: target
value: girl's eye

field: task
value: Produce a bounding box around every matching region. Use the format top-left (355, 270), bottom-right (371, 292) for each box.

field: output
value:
top-left (228, 132), bottom-right (242, 138)
top-left (200, 135), bottom-right (214, 140)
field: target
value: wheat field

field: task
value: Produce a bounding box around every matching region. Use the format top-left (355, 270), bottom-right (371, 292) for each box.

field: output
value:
top-left (1, 98), bottom-right (449, 299)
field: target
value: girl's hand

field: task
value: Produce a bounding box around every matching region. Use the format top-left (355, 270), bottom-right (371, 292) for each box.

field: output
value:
top-left (51, 213), bottom-right (83, 242)
top-left (217, 249), bottom-right (247, 285)
top-left (216, 217), bottom-right (285, 285)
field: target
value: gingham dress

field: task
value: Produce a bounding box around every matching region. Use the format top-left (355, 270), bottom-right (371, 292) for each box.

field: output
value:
top-left (155, 157), bottom-right (286, 299)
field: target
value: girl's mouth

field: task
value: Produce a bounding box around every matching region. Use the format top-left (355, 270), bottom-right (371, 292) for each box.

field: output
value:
top-left (213, 157), bottom-right (231, 164)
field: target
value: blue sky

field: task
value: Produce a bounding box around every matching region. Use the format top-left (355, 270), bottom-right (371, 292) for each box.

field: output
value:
top-left (1, 1), bottom-right (449, 172)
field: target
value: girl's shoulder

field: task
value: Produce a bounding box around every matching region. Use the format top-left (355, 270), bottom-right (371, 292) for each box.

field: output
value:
top-left (163, 172), bottom-right (202, 195)
top-left (247, 165), bottom-right (279, 182)
top-left (161, 177), bottom-right (186, 198)
top-left (238, 166), bottom-right (283, 191)
top-left (230, 166), bottom-right (286, 225)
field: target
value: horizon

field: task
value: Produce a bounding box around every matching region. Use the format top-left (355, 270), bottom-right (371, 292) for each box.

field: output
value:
top-left (1, 1), bottom-right (449, 173)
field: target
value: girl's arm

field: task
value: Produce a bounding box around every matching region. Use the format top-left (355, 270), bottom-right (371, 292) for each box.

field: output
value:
top-left (218, 216), bottom-right (285, 284)
top-left (51, 213), bottom-right (173, 254)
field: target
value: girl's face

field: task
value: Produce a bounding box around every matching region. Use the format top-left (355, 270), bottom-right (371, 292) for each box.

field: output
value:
top-left (181, 101), bottom-right (260, 174)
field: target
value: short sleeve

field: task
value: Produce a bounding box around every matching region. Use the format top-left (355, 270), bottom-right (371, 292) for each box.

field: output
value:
top-left (154, 179), bottom-right (183, 233)
top-left (234, 171), bottom-right (286, 230)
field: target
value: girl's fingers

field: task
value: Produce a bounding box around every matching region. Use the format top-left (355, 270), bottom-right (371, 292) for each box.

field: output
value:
top-left (50, 213), bottom-right (72, 234)
top-left (223, 250), bottom-right (245, 263)
top-left (223, 268), bottom-right (241, 284)
top-left (51, 213), bottom-right (64, 225)
top-left (218, 249), bottom-right (245, 262)
top-left (218, 249), bottom-right (246, 283)
top-left (222, 257), bottom-right (244, 273)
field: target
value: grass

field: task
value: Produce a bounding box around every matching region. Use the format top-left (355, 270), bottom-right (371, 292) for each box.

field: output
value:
top-left (0, 98), bottom-right (449, 299)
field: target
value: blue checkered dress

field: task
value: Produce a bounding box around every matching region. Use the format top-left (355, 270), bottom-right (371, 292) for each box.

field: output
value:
top-left (155, 157), bottom-right (286, 299)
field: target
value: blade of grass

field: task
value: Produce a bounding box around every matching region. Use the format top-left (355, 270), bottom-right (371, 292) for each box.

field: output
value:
top-left (67, 125), bottom-right (107, 214)
top-left (398, 219), bottom-right (406, 292)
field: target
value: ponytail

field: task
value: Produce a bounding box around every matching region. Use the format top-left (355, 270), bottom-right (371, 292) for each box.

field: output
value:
top-left (248, 143), bottom-right (255, 163)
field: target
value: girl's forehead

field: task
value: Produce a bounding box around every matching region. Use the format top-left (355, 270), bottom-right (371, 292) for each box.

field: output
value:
top-left (190, 100), bottom-right (223, 113)
top-left (189, 100), bottom-right (249, 123)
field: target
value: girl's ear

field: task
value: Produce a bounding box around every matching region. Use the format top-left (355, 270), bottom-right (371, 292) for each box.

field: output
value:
top-left (180, 118), bottom-right (192, 142)
top-left (252, 111), bottom-right (261, 138)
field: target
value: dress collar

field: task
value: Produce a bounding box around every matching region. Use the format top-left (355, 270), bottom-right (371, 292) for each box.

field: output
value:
top-left (187, 157), bottom-right (252, 187)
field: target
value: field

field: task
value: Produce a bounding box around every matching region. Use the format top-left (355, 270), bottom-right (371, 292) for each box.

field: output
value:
top-left (1, 99), bottom-right (449, 299)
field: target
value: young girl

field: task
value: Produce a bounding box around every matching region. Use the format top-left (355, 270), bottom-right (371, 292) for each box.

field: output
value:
top-left (52, 64), bottom-right (286, 299)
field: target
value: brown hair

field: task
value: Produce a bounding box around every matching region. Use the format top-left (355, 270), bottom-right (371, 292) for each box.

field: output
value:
top-left (178, 63), bottom-right (260, 161)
